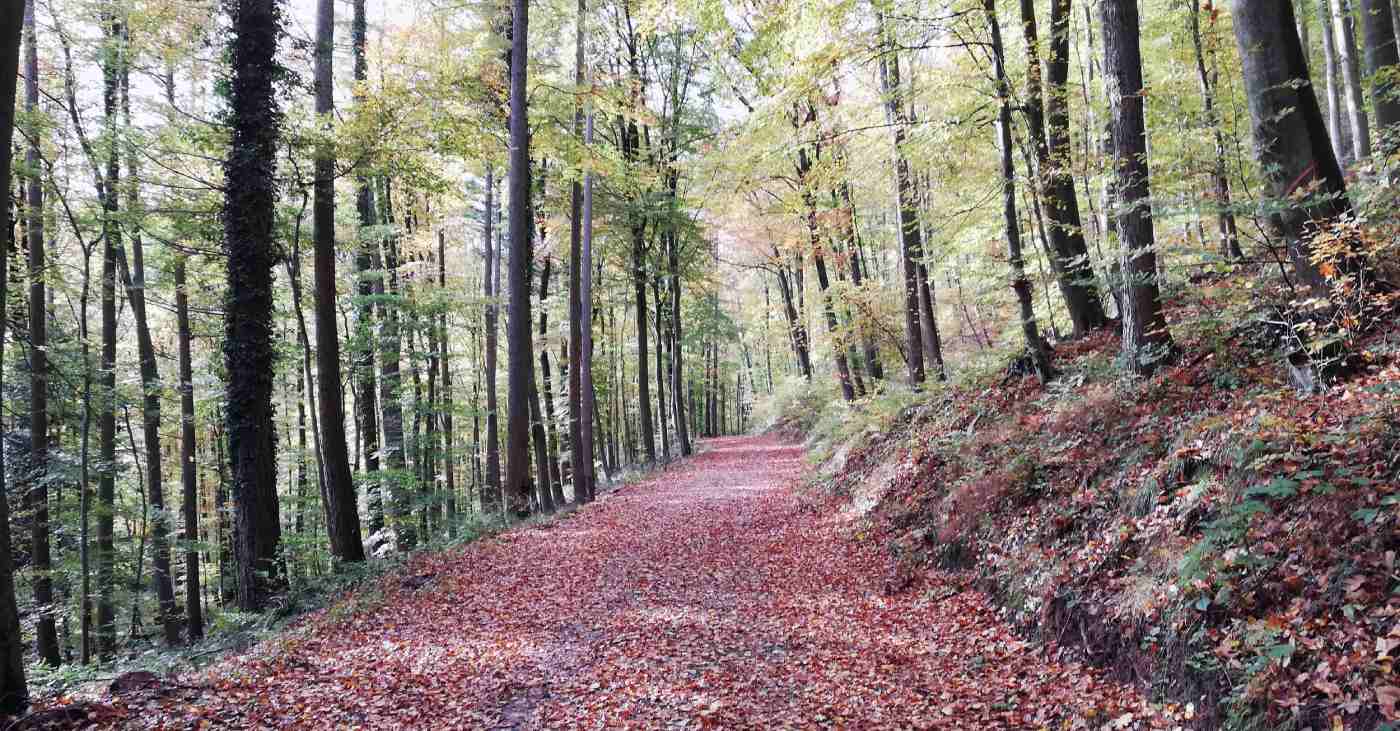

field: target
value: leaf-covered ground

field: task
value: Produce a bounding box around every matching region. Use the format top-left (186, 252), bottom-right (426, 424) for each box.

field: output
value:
top-left (69, 436), bottom-right (1168, 729)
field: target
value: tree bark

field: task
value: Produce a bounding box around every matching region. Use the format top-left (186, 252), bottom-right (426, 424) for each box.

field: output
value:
top-left (874, 10), bottom-right (928, 387)
top-left (1233, 0), bottom-right (1351, 294)
top-left (223, 0), bottom-right (285, 611)
top-left (97, 10), bottom-right (122, 654)
top-left (504, 0), bottom-right (535, 516)
top-left (23, 0), bottom-right (60, 665)
top-left (438, 232), bottom-right (457, 531)
top-left (1320, 0), bottom-right (1355, 162)
top-left (0, 0), bottom-right (28, 710)
top-left (1333, 0), bottom-right (1373, 158)
top-left (1023, 0), bottom-right (1108, 336)
top-left (987, 0), bottom-right (1053, 382)
top-left (350, 0), bottom-right (381, 536)
top-left (1102, 0), bottom-right (1173, 374)
top-left (174, 257), bottom-right (203, 641)
top-left (569, 0), bottom-right (591, 500)
top-left (313, 0), bottom-right (366, 562)
top-left (378, 182), bottom-right (410, 546)
top-left (1360, 0), bottom-right (1400, 135)
top-left (1188, 0), bottom-right (1243, 260)
top-left (483, 167), bottom-right (503, 512)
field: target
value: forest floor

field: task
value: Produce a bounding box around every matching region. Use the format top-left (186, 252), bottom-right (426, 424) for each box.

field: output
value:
top-left (33, 435), bottom-right (1171, 729)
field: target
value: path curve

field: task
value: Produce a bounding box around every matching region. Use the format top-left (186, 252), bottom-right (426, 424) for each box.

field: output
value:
top-left (117, 435), bottom-right (1159, 729)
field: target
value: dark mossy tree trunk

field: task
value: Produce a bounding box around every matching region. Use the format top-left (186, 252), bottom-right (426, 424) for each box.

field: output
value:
top-left (504, 0), bottom-right (535, 516)
top-left (1102, 0), bottom-right (1173, 374)
top-left (23, 0), bottom-right (59, 666)
top-left (482, 166), bottom-right (502, 512)
top-left (350, 0), bottom-right (381, 535)
top-left (1033, 0), bottom-right (1109, 335)
top-left (0, 0), bottom-right (28, 711)
top-left (1233, 0), bottom-right (1352, 294)
top-left (1187, 0), bottom-right (1242, 260)
top-left (987, 0), bottom-right (1053, 382)
top-left (313, 0), bottom-right (365, 562)
top-left (96, 10), bottom-right (122, 656)
top-left (223, 0), bottom-right (285, 611)
top-left (174, 257), bottom-right (203, 642)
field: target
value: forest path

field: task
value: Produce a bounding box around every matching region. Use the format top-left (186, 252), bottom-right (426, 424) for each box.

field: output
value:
top-left (133, 435), bottom-right (1158, 729)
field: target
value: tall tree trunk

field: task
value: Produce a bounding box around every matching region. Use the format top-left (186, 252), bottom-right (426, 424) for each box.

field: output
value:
top-left (350, 0), bottom-right (381, 536)
top-left (1320, 0), bottom-right (1355, 162)
top-left (874, 10), bottom-right (927, 387)
top-left (313, 0), bottom-right (365, 562)
top-left (378, 182), bottom-right (410, 546)
top-left (772, 254), bottom-right (812, 379)
top-left (1334, 0), bottom-right (1373, 158)
top-left (174, 257), bottom-right (203, 642)
top-left (568, 0), bottom-right (592, 500)
top-left (838, 179), bottom-right (884, 382)
top-left (1022, 0), bottom-right (1109, 336)
top-left (223, 0), bottom-right (285, 611)
top-left (579, 76), bottom-right (599, 500)
top-left (438, 232), bottom-right (457, 531)
top-left (23, 0), bottom-right (59, 666)
top-left (668, 226), bottom-right (690, 456)
top-left (630, 211), bottom-right (656, 465)
top-left (1187, 0), bottom-right (1243, 260)
top-left (652, 275), bottom-right (670, 460)
top-left (1102, 0), bottom-right (1173, 374)
top-left (1233, 0), bottom-right (1351, 294)
top-left (1360, 0), bottom-right (1400, 137)
top-left (987, 0), bottom-right (1053, 382)
top-left (504, 0), bottom-right (535, 516)
top-left (0, 0), bottom-right (28, 709)
top-left (96, 10), bottom-right (122, 655)
top-left (483, 167), bottom-right (503, 512)
top-left (538, 256), bottom-right (566, 501)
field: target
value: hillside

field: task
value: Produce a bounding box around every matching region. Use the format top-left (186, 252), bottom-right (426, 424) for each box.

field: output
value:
top-left (778, 266), bottom-right (1400, 729)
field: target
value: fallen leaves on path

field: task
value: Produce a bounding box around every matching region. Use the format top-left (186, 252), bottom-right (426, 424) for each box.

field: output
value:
top-left (80, 436), bottom-right (1165, 729)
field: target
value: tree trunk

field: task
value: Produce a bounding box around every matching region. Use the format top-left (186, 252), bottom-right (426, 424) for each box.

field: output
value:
top-left (97, 10), bottom-right (122, 654)
top-left (1360, 0), bottom-right (1400, 136)
top-left (504, 0), bottom-right (535, 517)
top-left (1334, 0), bottom-right (1373, 158)
top-left (538, 256), bottom-right (566, 502)
top-left (1023, 0), bottom-right (1109, 336)
top-left (350, 0), bottom-right (381, 536)
top-left (1233, 0), bottom-right (1351, 294)
top-left (874, 11), bottom-right (927, 387)
top-left (223, 0), bottom-right (285, 611)
top-left (987, 0), bottom-right (1053, 382)
top-left (23, 0), bottom-right (59, 665)
top-left (0, 0), bottom-right (28, 709)
top-left (630, 195), bottom-right (656, 465)
top-left (174, 257), bottom-right (204, 642)
top-left (1102, 0), bottom-right (1173, 374)
top-left (1188, 0), bottom-right (1243, 260)
top-left (482, 166), bottom-right (502, 513)
top-left (314, 0), bottom-right (366, 563)
top-left (1319, 0), bottom-right (1355, 162)
top-left (378, 182), bottom-right (410, 545)
top-left (438, 232), bottom-right (457, 532)
top-left (569, 0), bottom-right (592, 501)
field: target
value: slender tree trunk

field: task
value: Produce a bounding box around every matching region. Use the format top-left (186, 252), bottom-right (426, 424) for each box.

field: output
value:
top-left (874, 10), bottom-right (927, 387)
top-left (1102, 0), bottom-right (1174, 374)
top-left (1334, 0), bottom-right (1373, 158)
top-left (987, 0), bottom-right (1052, 381)
top-left (174, 258), bottom-right (203, 641)
top-left (631, 222), bottom-right (655, 464)
top-left (0, 0), bottom-right (27, 709)
top-left (23, 0), bottom-right (59, 665)
top-left (96, 10), bottom-right (122, 655)
top-left (223, 0), bottom-right (285, 611)
top-left (349, 0), bottom-right (381, 535)
top-left (652, 275), bottom-right (670, 460)
top-left (483, 167), bottom-right (503, 512)
top-left (1188, 0), bottom-right (1242, 260)
top-left (1320, 0), bottom-right (1355, 162)
top-left (313, 0), bottom-right (366, 563)
top-left (569, 0), bottom-right (592, 501)
top-left (538, 256), bottom-right (566, 501)
top-left (378, 183), bottom-right (410, 545)
top-left (438, 233), bottom-right (457, 531)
